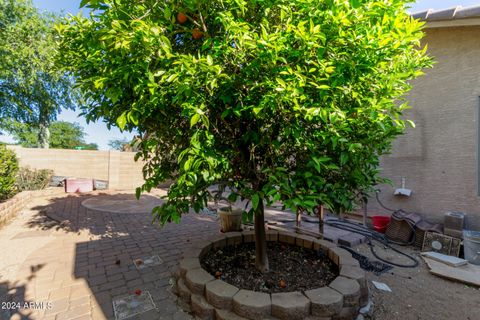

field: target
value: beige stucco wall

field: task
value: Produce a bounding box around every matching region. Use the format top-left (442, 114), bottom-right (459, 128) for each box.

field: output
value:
top-left (371, 26), bottom-right (480, 229)
top-left (8, 146), bottom-right (146, 190)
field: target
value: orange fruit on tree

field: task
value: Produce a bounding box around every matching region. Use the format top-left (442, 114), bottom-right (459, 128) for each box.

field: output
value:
top-left (177, 12), bottom-right (188, 24)
top-left (192, 28), bottom-right (203, 40)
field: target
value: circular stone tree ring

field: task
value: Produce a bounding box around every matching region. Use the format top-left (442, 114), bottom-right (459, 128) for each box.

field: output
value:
top-left (176, 230), bottom-right (369, 320)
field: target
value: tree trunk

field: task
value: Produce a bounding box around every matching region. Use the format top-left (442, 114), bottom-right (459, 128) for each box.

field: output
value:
top-left (38, 105), bottom-right (50, 148)
top-left (254, 200), bottom-right (269, 272)
top-left (38, 123), bottom-right (50, 149)
top-left (317, 205), bottom-right (324, 235)
top-left (296, 207), bottom-right (302, 227)
top-left (363, 200), bottom-right (368, 227)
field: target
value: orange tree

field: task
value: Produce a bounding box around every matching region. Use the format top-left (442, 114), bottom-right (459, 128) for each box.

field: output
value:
top-left (58, 0), bottom-right (431, 272)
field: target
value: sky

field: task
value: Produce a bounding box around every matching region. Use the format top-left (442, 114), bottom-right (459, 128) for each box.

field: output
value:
top-left (2, 0), bottom-right (480, 149)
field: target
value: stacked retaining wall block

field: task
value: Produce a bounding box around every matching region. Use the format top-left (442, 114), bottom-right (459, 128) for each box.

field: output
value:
top-left (0, 188), bottom-right (63, 229)
top-left (175, 231), bottom-right (369, 320)
top-left (0, 192), bottom-right (32, 228)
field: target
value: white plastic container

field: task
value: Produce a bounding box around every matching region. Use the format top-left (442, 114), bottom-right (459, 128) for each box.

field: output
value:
top-left (463, 230), bottom-right (480, 265)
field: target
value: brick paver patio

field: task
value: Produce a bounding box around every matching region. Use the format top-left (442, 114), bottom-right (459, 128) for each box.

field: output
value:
top-left (0, 190), bottom-right (219, 320)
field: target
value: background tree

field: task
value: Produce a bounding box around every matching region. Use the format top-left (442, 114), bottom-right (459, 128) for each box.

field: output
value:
top-left (4, 121), bottom-right (98, 150)
top-left (0, 0), bottom-right (78, 148)
top-left (108, 136), bottom-right (141, 151)
top-left (77, 142), bottom-right (99, 151)
top-left (58, 0), bottom-right (431, 271)
top-left (108, 138), bottom-right (130, 151)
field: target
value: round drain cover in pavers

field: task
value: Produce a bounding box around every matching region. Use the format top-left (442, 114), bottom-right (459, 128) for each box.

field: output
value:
top-left (328, 276), bottom-right (360, 307)
top-left (206, 279), bottom-right (239, 309)
top-left (271, 292), bottom-right (311, 320)
top-left (305, 287), bottom-right (343, 317)
top-left (232, 289), bottom-right (271, 319)
top-left (81, 194), bottom-right (162, 214)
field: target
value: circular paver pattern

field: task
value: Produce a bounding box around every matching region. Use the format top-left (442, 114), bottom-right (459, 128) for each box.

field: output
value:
top-left (176, 231), bottom-right (369, 320)
top-left (81, 194), bottom-right (163, 214)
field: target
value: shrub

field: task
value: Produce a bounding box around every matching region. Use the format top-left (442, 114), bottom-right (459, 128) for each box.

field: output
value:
top-left (15, 167), bottom-right (53, 191)
top-left (0, 144), bottom-right (19, 201)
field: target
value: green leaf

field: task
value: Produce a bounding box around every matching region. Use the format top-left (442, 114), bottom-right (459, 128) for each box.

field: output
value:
top-left (164, 6), bottom-right (171, 20)
top-left (227, 193), bottom-right (238, 203)
top-left (128, 111), bottom-right (139, 125)
top-left (206, 55), bottom-right (213, 65)
top-left (79, 0), bottom-right (90, 8)
top-left (221, 109), bottom-right (231, 119)
top-left (276, 78), bottom-right (286, 87)
top-left (190, 114), bottom-right (200, 127)
top-left (350, 0), bottom-right (361, 9)
top-left (325, 66), bottom-right (335, 74)
top-left (200, 171), bottom-right (208, 181)
top-left (243, 209), bottom-right (254, 223)
top-left (166, 74), bottom-right (178, 83)
top-left (252, 193), bottom-right (260, 210)
top-left (116, 112), bottom-right (127, 130)
top-left (340, 153), bottom-right (348, 165)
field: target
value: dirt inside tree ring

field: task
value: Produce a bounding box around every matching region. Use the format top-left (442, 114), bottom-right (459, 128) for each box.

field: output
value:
top-left (200, 241), bottom-right (339, 293)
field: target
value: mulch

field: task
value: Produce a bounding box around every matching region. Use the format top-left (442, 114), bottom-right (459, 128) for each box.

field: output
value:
top-left (201, 241), bottom-right (338, 293)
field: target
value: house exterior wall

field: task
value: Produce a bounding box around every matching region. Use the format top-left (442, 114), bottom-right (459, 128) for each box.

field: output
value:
top-left (7, 146), bottom-right (146, 190)
top-left (370, 26), bottom-right (480, 229)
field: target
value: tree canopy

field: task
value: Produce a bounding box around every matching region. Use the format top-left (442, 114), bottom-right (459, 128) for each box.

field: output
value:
top-left (58, 0), bottom-right (431, 271)
top-left (4, 120), bottom-right (98, 150)
top-left (108, 138), bottom-right (130, 151)
top-left (108, 137), bottom-right (140, 151)
top-left (0, 0), bottom-right (79, 148)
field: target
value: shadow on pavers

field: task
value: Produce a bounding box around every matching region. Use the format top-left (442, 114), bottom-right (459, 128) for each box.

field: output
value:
top-left (72, 230), bottom-right (213, 319)
top-left (1, 264), bottom-right (47, 320)
top-left (27, 192), bottom-right (161, 238)
top-left (26, 191), bottom-right (219, 319)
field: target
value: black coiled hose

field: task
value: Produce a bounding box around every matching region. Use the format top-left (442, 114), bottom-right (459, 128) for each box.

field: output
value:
top-left (324, 218), bottom-right (419, 268)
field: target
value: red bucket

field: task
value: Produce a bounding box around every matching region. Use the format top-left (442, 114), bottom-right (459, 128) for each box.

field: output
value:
top-left (372, 215), bottom-right (391, 233)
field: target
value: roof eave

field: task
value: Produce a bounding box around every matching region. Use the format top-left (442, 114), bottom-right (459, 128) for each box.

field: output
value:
top-left (412, 5), bottom-right (480, 28)
top-left (424, 17), bottom-right (480, 29)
